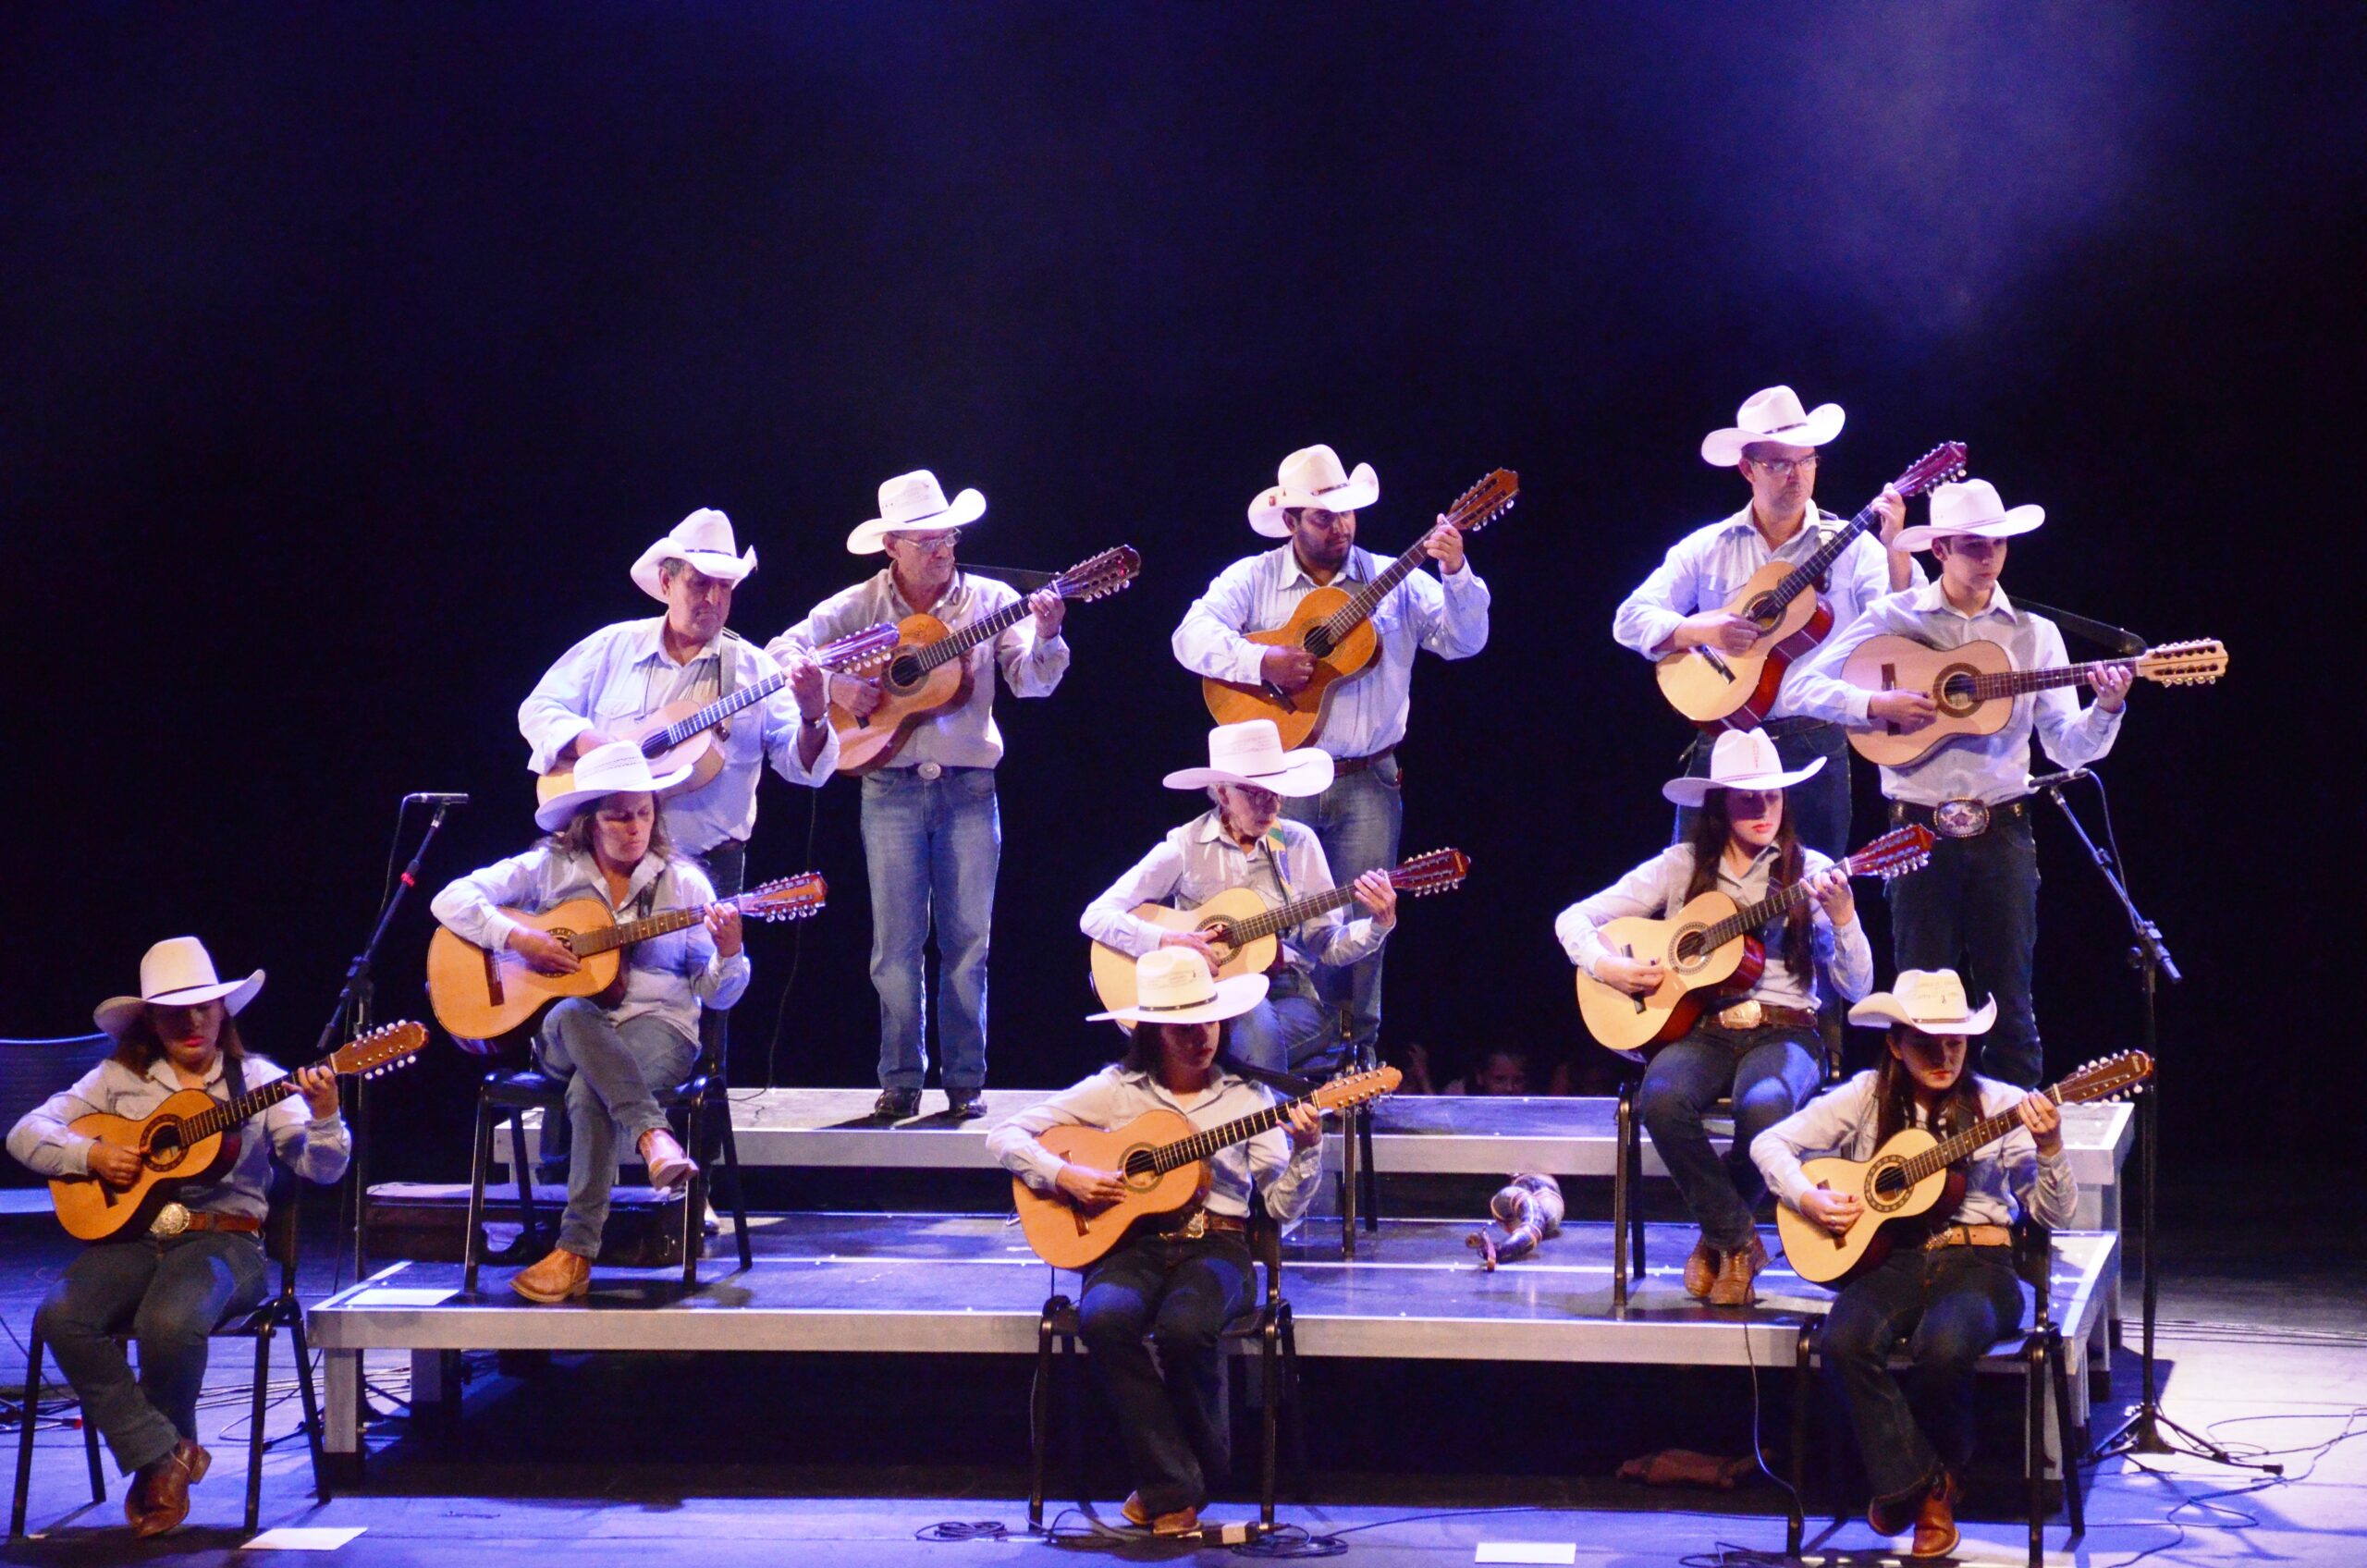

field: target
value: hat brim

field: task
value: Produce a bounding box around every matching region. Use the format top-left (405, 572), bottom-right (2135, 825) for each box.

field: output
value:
top-left (630, 543), bottom-right (758, 602)
top-left (1700, 404), bottom-right (1846, 467)
top-left (1161, 750), bottom-right (1337, 798)
top-left (1248, 462), bottom-right (1380, 538)
top-left (846, 488), bottom-right (987, 555)
top-left (94, 970), bottom-right (266, 1036)
top-left (1894, 506), bottom-right (2045, 554)
top-left (1846, 991), bottom-right (2000, 1035)
top-left (1087, 971), bottom-right (1270, 1025)
top-left (533, 759), bottom-right (697, 831)
top-left (1662, 754), bottom-right (1825, 807)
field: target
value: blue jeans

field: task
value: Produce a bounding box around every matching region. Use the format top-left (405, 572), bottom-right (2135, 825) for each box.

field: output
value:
top-left (1077, 1231), bottom-right (1257, 1515)
top-left (1282, 753), bottom-right (1402, 1060)
top-left (1887, 808), bottom-right (2042, 1087)
top-left (1223, 969), bottom-right (1335, 1078)
top-left (861, 766), bottom-right (1000, 1092)
top-left (1675, 720), bottom-right (1851, 861)
top-left (34, 1232), bottom-right (269, 1474)
top-left (1637, 1024), bottom-right (1823, 1252)
top-left (535, 999), bottom-right (699, 1257)
top-left (1821, 1243), bottom-right (2026, 1505)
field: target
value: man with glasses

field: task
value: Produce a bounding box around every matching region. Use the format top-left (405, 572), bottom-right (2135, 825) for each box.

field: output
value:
top-left (771, 471), bottom-right (1070, 1121)
top-left (1613, 387), bottom-right (1916, 858)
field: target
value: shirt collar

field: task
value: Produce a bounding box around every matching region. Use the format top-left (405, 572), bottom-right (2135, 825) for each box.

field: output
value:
top-left (1910, 579), bottom-right (2020, 622)
top-left (880, 566), bottom-right (970, 619)
top-left (1275, 543), bottom-right (1369, 591)
top-left (632, 616), bottom-right (722, 669)
top-left (1190, 809), bottom-right (1276, 854)
top-left (1719, 503), bottom-right (1832, 552)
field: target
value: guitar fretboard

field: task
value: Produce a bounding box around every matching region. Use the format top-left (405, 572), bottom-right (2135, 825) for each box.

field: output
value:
top-left (1215, 883), bottom-right (1365, 949)
top-left (653, 628), bottom-right (892, 751)
top-left (176, 1078), bottom-right (307, 1148)
top-left (565, 884), bottom-right (811, 956)
top-left (1880, 1084), bottom-right (2072, 1192)
top-left (1680, 846), bottom-right (1885, 957)
top-left (1937, 659), bottom-right (2133, 703)
top-left (913, 594), bottom-right (1036, 675)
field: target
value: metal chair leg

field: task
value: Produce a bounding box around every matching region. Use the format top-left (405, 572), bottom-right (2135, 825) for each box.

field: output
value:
top-left (1356, 1103), bottom-right (1379, 1233)
top-left (2050, 1328), bottom-right (2087, 1535)
top-left (1027, 1300), bottom-right (1061, 1532)
top-left (1789, 1321), bottom-right (1814, 1558)
top-left (2027, 1335), bottom-right (2047, 1568)
top-left (1280, 1304), bottom-right (1307, 1498)
top-left (80, 1415), bottom-right (100, 1506)
top-left (12, 1331), bottom-right (41, 1537)
top-left (1613, 1082), bottom-right (1635, 1311)
top-left (719, 1103), bottom-right (754, 1272)
top-left (463, 1093), bottom-right (496, 1292)
top-left (509, 1109), bottom-right (540, 1234)
top-left (290, 1312), bottom-right (326, 1501)
top-left (246, 1326), bottom-right (271, 1535)
top-left (680, 1147), bottom-right (704, 1289)
top-left (1259, 1314), bottom-right (1280, 1525)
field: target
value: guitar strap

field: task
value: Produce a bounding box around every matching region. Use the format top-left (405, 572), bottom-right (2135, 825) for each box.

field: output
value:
top-left (1265, 827), bottom-right (1296, 899)
top-left (1215, 1051), bottom-right (1320, 1100)
top-left (2002, 596), bottom-right (2147, 657)
top-left (957, 562), bottom-right (1059, 594)
top-left (175, 1049), bottom-right (251, 1213)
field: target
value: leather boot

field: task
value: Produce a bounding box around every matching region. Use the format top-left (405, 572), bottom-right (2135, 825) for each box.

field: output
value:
top-left (1683, 1233), bottom-right (1722, 1299)
top-left (1911, 1467), bottom-right (1962, 1558)
top-left (510, 1245), bottom-right (593, 1304)
top-left (638, 1126), bottom-right (697, 1194)
top-left (1707, 1233), bottom-right (1769, 1307)
top-left (1122, 1489), bottom-right (1200, 1537)
top-left (129, 1439), bottom-right (209, 1537)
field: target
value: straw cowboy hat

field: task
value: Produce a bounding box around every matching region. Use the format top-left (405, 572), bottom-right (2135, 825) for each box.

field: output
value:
top-left (630, 508), bottom-right (759, 601)
top-left (845, 470), bottom-right (987, 555)
top-left (1893, 478), bottom-right (2046, 553)
top-left (533, 739), bottom-right (694, 831)
top-left (1699, 386), bottom-right (1846, 467)
top-left (1087, 947), bottom-right (1271, 1026)
top-left (1847, 968), bottom-right (1999, 1035)
top-left (1661, 729), bottom-right (1826, 807)
top-left (1161, 720), bottom-right (1336, 797)
top-left (95, 937), bottom-right (265, 1036)
top-left (1247, 444), bottom-right (1380, 539)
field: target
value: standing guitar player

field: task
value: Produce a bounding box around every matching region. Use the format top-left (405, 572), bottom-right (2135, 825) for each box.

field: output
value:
top-left (985, 949), bottom-right (1324, 1538)
top-left (7, 938), bottom-right (348, 1537)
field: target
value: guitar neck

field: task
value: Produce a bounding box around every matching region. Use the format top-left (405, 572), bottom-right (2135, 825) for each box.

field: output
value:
top-left (571, 888), bottom-right (758, 955)
top-left (656, 670), bottom-right (784, 751)
top-left (1960, 658), bottom-right (2132, 701)
top-left (1762, 503), bottom-right (1881, 615)
top-left (1147, 1093), bottom-right (1318, 1175)
top-left (914, 594), bottom-right (1032, 674)
top-left (178, 1077), bottom-right (308, 1148)
top-left (1889, 1083), bottom-right (2071, 1188)
top-left (1222, 883), bottom-right (1360, 948)
top-left (1694, 844), bottom-right (1891, 950)
top-left (1319, 536), bottom-right (1433, 646)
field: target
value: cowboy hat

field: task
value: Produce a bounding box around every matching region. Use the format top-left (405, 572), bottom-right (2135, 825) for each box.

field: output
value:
top-left (533, 739), bottom-right (694, 832)
top-left (1848, 968), bottom-right (1999, 1035)
top-left (845, 470), bottom-right (987, 555)
top-left (1248, 444), bottom-right (1380, 538)
top-left (1087, 947), bottom-right (1271, 1026)
top-left (1662, 729), bottom-right (1826, 807)
top-left (1699, 386), bottom-right (1846, 467)
top-left (94, 937), bottom-right (265, 1036)
top-left (1162, 720), bottom-right (1336, 797)
top-left (1893, 478), bottom-right (2046, 553)
top-left (629, 508), bottom-right (759, 601)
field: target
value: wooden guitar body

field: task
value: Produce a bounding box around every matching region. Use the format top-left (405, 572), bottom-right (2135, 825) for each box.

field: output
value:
top-left (425, 897), bottom-right (624, 1043)
top-left (534, 700), bottom-right (730, 808)
top-left (49, 1093), bottom-right (239, 1243)
top-left (1087, 890), bottom-right (1282, 1020)
top-left (1655, 557), bottom-right (1836, 729)
top-left (829, 611), bottom-right (975, 776)
top-left (1573, 889), bottom-right (1766, 1058)
top-left (1776, 1129), bottom-right (1967, 1286)
top-left (1013, 1109), bottom-right (1211, 1270)
top-left (1843, 634), bottom-right (2016, 766)
top-left (1201, 585), bottom-right (1380, 749)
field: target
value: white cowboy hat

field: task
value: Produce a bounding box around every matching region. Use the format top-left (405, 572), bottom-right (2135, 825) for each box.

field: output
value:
top-left (845, 470), bottom-right (987, 555)
top-left (1662, 729), bottom-right (1826, 807)
top-left (1088, 947), bottom-right (1271, 1025)
top-left (1699, 386), bottom-right (1847, 467)
top-left (1848, 968), bottom-right (1999, 1035)
top-left (1893, 478), bottom-right (2046, 553)
top-left (1247, 444), bottom-right (1380, 538)
top-left (629, 508), bottom-right (759, 601)
top-left (1161, 720), bottom-right (1336, 797)
top-left (533, 739), bottom-right (695, 831)
top-left (94, 937), bottom-right (265, 1036)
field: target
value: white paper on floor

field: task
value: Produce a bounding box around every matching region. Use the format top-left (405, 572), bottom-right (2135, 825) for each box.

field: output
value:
top-left (242, 1525), bottom-right (368, 1550)
top-left (342, 1287), bottom-right (457, 1307)
top-left (1475, 1546), bottom-right (1577, 1566)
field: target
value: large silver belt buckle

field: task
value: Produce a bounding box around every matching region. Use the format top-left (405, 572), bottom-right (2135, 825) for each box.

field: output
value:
top-left (1716, 998), bottom-right (1765, 1030)
top-left (916, 761), bottom-right (944, 782)
top-left (1932, 799), bottom-right (1992, 839)
top-left (149, 1202), bottom-right (191, 1238)
top-left (1176, 1210), bottom-right (1208, 1241)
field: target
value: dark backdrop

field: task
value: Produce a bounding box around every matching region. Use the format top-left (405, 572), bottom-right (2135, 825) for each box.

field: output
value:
top-left (4, 4), bottom-right (2354, 1177)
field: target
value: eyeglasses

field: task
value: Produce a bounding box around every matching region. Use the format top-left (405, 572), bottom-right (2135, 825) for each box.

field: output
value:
top-left (889, 530), bottom-right (963, 553)
top-left (1721, 789), bottom-right (1780, 812)
top-left (1746, 453), bottom-right (1819, 477)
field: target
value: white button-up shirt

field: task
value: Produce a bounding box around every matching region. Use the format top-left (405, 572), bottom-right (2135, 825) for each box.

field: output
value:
top-left (1786, 583), bottom-right (2124, 806)
top-left (768, 570), bottom-right (1069, 771)
top-left (1081, 811), bottom-right (1390, 977)
top-left (1613, 506), bottom-right (1920, 722)
top-left (1171, 543), bottom-right (1490, 758)
top-left (987, 1064), bottom-right (1324, 1231)
top-left (519, 618), bottom-right (839, 856)
top-left (430, 845), bottom-right (749, 1047)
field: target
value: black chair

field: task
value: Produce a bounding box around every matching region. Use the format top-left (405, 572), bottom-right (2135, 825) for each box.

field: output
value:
top-left (1026, 1206), bottom-right (1304, 1533)
top-left (11, 1161), bottom-right (325, 1538)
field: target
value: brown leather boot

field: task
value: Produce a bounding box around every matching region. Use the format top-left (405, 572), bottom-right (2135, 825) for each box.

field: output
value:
top-left (1707, 1233), bottom-right (1769, 1307)
top-left (1683, 1233), bottom-right (1722, 1299)
top-left (510, 1245), bottom-right (593, 1304)
top-left (129, 1439), bottom-right (209, 1537)
top-left (638, 1127), bottom-right (697, 1194)
top-left (1122, 1489), bottom-right (1201, 1537)
top-left (1911, 1467), bottom-right (1962, 1558)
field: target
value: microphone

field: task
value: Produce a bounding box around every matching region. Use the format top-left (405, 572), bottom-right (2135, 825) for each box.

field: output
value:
top-left (2028, 767), bottom-right (2091, 791)
top-left (404, 792), bottom-right (472, 805)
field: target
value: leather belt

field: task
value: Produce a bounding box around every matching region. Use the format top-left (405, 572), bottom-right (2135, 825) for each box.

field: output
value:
top-left (1159, 1210), bottom-right (1247, 1241)
top-left (1714, 1000), bottom-right (1821, 1033)
top-left (909, 762), bottom-right (986, 783)
top-left (150, 1205), bottom-right (263, 1238)
top-left (1892, 798), bottom-right (2027, 839)
top-left (1924, 1223), bottom-right (2012, 1251)
top-left (1330, 746), bottom-right (1394, 779)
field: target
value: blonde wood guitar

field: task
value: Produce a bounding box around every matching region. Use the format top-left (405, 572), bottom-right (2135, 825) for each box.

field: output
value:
top-left (828, 546), bottom-right (1141, 776)
top-left (48, 1022), bottom-right (424, 1243)
top-left (1011, 1066), bottom-right (1401, 1268)
top-left (1775, 1051), bottom-right (2151, 1286)
top-left (1841, 634), bottom-right (2227, 766)
top-left (1201, 471), bottom-right (1517, 749)
top-left (426, 873), bottom-right (827, 1047)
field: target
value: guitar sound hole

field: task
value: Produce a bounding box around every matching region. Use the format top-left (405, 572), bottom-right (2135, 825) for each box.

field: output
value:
top-left (1938, 669), bottom-right (1979, 710)
top-left (1122, 1149), bottom-right (1157, 1183)
top-left (889, 655), bottom-right (926, 690)
top-left (1303, 628), bottom-right (1333, 659)
top-left (1745, 594), bottom-right (1779, 628)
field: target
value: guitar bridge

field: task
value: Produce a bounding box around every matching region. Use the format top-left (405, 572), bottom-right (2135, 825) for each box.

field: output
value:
top-left (1699, 648), bottom-right (1735, 682)
top-left (479, 945), bottom-right (506, 1006)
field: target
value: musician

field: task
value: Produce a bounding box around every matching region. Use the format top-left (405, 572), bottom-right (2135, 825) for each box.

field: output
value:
top-left (1752, 969), bottom-right (2077, 1559)
top-left (1555, 729), bottom-right (1872, 1305)
top-left (769, 471), bottom-right (1071, 1121)
top-left (986, 949), bottom-right (1325, 1537)
top-left (7, 938), bottom-right (348, 1537)
top-left (1082, 720), bottom-right (1399, 1075)
top-left (1613, 386), bottom-right (1914, 858)
top-left (429, 741), bottom-right (742, 1303)
top-left (1171, 443), bottom-right (1489, 1067)
top-left (1786, 479), bottom-right (2128, 1087)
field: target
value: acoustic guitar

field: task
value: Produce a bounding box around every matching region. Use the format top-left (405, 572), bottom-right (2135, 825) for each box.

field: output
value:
top-left (1012, 1065), bottom-right (1402, 1268)
top-left (533, 623), bottom-right (901, 808)
top-left (1087, 848), bottom-right (1470, 1026)
top-left (1201, 471), bottom-right (1517, 748)
top-left (1655, 442), bottom-right (1968, 729)
top-left (829, 545), bottom-right (1142, 776)
top-left (1776, 1050), bottom-right (2152, 1286)
top-left (426, 872), bottom-right (827, 1046)
top-left (1841, 635), bottom-right (2227, 766)
top-left (1574, 827), bottom-right (1933, 1059)
top-left (49, 1021), bottom-right (425, 1243)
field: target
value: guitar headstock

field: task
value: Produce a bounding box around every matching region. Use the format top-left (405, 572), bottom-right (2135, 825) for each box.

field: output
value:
top-left (1444, 470), bottom-right (1518, 534)
top-left (1893, 442), bottom-right (1969, 499)
top-left (2054, 1050), bottom-right (2153, 1106)
top-left (1387, 847), bottom-right (1471, 896)
top-left (818, 622), bottom-right (901, 675)
top-left (1845, 825), bottom-right (1934, 881)
top-left (2134, 639), bottom-right (2227, 686)
top-left (742, 872), bottom-right (828, 923)
top-left (1310, 1065), bottom-right (1403, 1112)
top-left (328, 1021), bottom-right (426, 1080)
top-left (1055, 545), bottom-right (1143, 603)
